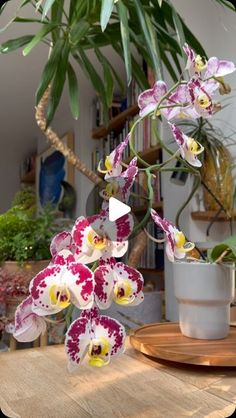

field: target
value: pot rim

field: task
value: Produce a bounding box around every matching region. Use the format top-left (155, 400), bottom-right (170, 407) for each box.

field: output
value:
top-left (173, 260), bottom-right (235, 268)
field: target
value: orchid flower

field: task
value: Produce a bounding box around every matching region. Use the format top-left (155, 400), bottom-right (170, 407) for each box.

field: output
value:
top-left (50, 210), bottom-right (133, 264)
top-left (183, 43), bottom-right (236, 80)
top-left (151, 209), bottom-right (194, 262)
top-left (100, 158), bottom-right (138, 208)
top-left (162, 84), bottom-right (199, 120)
top-left (65, 308), bottom-right (125, 369)
top-left (98, 133), bottom-right (130, 180)
top-left (138, 80), bottom-right (167, 117)
top-left (94, 258), bottom-right (144, 309)
top-left (187, 77), bottom-right (218, 118)
top-left (183, 43), bottom-right (207, 76)
top-left (29, 250), bottom-right (94, 316)
top-left (14, 296), bottom-right (47, 342)
top-left (169, 123), bottom-right (204, 167)
top-left (71, 210), bottom-right (133, 264)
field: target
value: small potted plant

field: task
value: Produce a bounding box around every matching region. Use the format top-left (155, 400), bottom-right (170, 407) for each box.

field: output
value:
top-left (0, 188), bottom-right (70, 319)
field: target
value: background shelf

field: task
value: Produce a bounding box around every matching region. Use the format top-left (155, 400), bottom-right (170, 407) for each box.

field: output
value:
top-left (92, 105), bottom-right (139, 139)
top-left (191, 211), bottom-right (236, 222)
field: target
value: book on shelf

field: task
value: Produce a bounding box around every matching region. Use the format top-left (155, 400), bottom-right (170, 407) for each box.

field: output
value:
top-left (123, 220), bottom-right (164, 272)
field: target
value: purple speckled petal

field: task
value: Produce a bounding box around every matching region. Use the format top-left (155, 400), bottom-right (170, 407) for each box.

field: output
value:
top-left (153, 80), bottom-right (168, 101)
top-left (67, 263), bottom-right (94, 309)
top-left (206, 57), bottom-right (236, 78)
top-left (29, 264), bottom-right (65, 316)
top-left (120, 158), bottom-right (138, 200)
top-left (14, 296), bottom-right (47, 342)
top-left (113, 262), bottom-right (144, 305)
top-left (183, 43), bottom-right (195, 71)
top-left (65, 316), bottom-right (91, 368)
top-left (151, 209), bottom-right (174, 234)
top-left (138, 88), bottom-right (156, 109)
top-left (50, 231), bottom-right (72, 258)
top-left (94, 315), bottom-right (126, 358)
top-left (94, 264), bottom-right (115, 309)
top-left (112, 133), bottom-right (130, 167)
top-left (169, 123), bottom-right (186, 147)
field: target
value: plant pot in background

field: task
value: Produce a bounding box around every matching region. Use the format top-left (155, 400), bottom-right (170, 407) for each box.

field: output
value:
top-left (1, 260), bottom-right (49, 319)
top-left (201, 145), bottom-right (233, 212)
top-left (173, 261), bottom-right (235, 339)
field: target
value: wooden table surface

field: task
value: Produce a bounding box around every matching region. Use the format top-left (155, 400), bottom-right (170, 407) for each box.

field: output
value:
top-left (1, 339), bottom-right (236, 418)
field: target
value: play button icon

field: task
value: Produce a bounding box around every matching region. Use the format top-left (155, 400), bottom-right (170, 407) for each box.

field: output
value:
top-left (109, 197), bottom-right (131, 222)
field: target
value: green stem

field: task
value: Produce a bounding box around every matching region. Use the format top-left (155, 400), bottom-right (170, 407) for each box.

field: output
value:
top-left (65, 304), bottom-right (75, 330)
top-left (131, 169), bottom-right (154, 237)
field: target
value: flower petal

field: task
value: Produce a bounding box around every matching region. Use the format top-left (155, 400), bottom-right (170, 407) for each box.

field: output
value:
top-left (67, 262), bottom-right (94, 309)
top-left (30, 265), bottom-right (64, 315)
top-left (153, 80), bottom-right (168, 101)
top-left (206, 57), bottom-right (236, 78)
top-left (113, 262), bottom-right (144, 305)
top-left (14, 296), bottom-right (46, 342)
top-left (94, 315), bottom-right (126, 358)
top-left (50, 231), bottom-right (72, 257)
top-left (94, 264), bottom-right (115, 309)
top-left (65, 316), bottom-right (91, 369)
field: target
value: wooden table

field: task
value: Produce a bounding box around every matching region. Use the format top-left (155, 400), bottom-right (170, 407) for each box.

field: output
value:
top-left (1, 340), bottom-right (236, 418)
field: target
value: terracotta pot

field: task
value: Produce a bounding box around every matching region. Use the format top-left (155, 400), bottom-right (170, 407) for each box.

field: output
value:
top-left (1, 260), bottom-right (49, 319)
top-left (201, 145), bottom-right (233, 212)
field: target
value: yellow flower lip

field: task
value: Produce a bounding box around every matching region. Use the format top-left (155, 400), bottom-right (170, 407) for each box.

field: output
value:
top-left (88, 337), bottom-right (110, 367)
top-left (87, 229), bottom-right (107, 250)
top-left (114, 280), bottom-right (134, 305)
top-left (197, 93), bottom-right (211, 109)
top-left (49, 284), bottom-right (70, 309)
top-left (97, 156), bottom-right (113, 174)
top-left (187, 138), bottom-right (204, 155)
top-left (195, 55), bottom-right (207, 72)
top-left (175, 231), bottom-right (195, 253)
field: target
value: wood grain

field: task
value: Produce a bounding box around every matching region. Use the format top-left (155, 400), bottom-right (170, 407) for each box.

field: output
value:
top-left (0, 339), bottom-right (236, 418)
top-left (130, 322), bottom-right (236, 366)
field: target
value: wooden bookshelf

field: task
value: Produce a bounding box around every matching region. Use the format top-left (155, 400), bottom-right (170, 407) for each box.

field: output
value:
top-left (92, 104), bottom-right (139, 139)
top-left (133, 201), bottom-right (163, 215)
top-left (21, 169), bottom-right (35, 184)
top-left (191, 210), bottom-right (236, 222)
top-left (125, 145), bottom-right (161, 167)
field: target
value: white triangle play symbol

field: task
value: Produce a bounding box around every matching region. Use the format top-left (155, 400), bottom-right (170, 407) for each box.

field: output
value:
top-left (109, 197), bottom-right (131, 222)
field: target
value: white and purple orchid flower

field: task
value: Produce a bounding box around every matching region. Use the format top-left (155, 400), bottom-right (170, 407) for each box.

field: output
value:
top-left (138, 80), bottom-right (167, 117)
top-left (183, 42), bottom-right (236, 79)
top-left (65, 307), bottom-right (125, 369)
top-left (94, 258), bottom-right (144, 309)
top-left (14, 296), bottom-right (47, 342)
top-left (51, 210), bottom-right (133, 265)
top-left (71, 210), bottom-right (133, 264)
top-left (169, 123), bottom-right (204, 167)
top-left (29, 250), bottom-right (94, 316)
top-left (100, 157), bottom-right (138, 208)
top-left (98, 133), bottom-right (130, 180)
top-left (151, 209), bottom-right (194, 262)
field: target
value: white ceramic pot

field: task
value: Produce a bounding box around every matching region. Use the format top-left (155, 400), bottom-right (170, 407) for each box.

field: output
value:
top-left (173, 261), bottom-right (235, 340)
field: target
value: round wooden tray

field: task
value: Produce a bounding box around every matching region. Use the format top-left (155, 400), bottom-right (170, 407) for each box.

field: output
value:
top-left (130, 322), bottom-right (236, 367)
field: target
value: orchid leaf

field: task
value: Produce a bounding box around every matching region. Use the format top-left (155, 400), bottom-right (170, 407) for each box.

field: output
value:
top-left (67, 63), bottom-right (79, 119)
top-left (100, 0), bottom-right (114, 32)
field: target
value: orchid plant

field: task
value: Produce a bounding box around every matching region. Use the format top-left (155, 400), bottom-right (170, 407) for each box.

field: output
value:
top-left (14, 43), bottom-right (235, 369)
